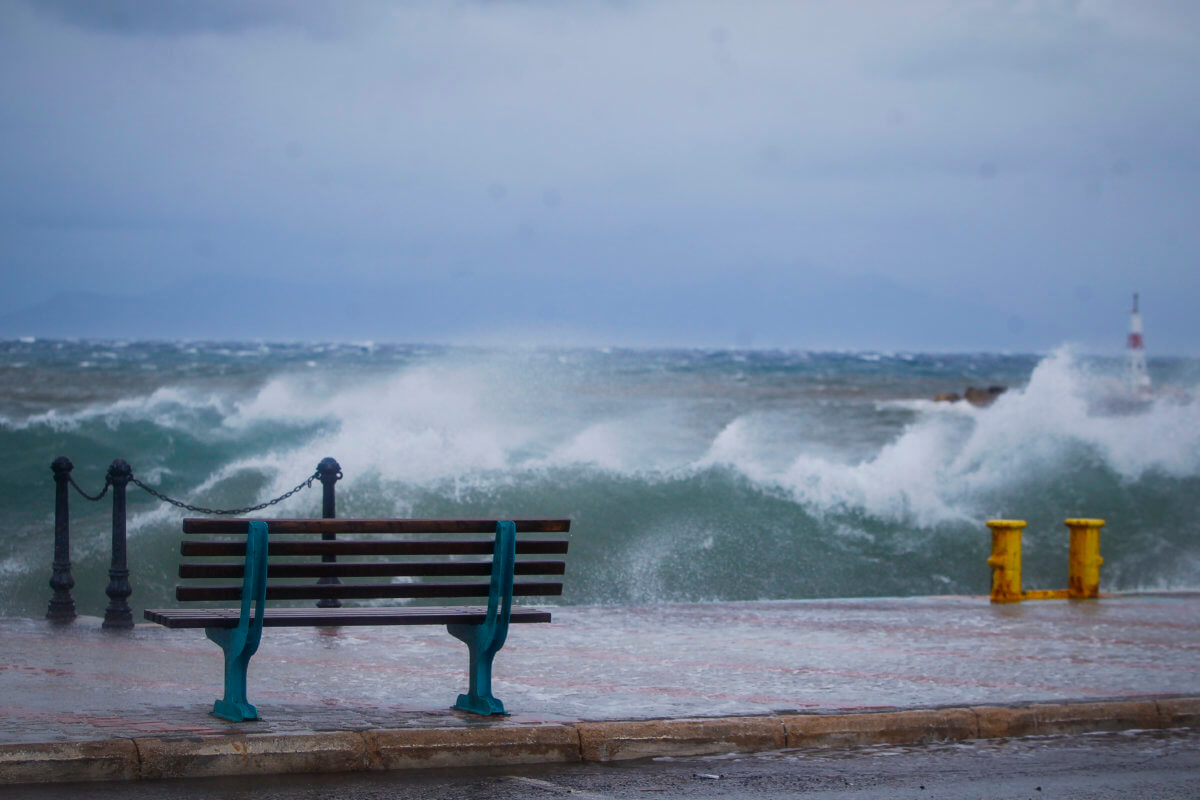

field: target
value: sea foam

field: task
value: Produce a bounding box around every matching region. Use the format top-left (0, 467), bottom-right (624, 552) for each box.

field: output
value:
top-left (3, 342), bottom-right (1198, 616)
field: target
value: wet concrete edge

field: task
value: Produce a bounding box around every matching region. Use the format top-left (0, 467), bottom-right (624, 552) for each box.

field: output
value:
top-left (2, 696), bottom-right (1197, 785)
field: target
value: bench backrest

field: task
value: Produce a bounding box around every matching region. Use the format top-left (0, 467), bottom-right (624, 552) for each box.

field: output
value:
top-left (176, 518), bottom-right (570, 605)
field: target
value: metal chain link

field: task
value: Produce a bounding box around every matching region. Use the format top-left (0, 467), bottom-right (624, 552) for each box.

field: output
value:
top-left (68, 475), bottom-right (110, 502)
top-left (130, 471), bottom-right (320, 516)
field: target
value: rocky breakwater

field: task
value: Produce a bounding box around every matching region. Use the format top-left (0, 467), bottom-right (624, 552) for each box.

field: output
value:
top-left (933, 385), bottom-right (1007, 407)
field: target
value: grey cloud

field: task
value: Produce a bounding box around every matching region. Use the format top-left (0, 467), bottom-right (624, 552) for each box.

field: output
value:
top-left (3, 0), bottom-right (1199, 352)
top-left (22, 0), bottom-right (369, 38)
top-left (874, 5), bottom-right (1105, 81)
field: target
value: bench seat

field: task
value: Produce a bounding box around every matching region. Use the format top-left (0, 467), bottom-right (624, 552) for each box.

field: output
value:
top-left (144, 605), bottom-right (553, 628)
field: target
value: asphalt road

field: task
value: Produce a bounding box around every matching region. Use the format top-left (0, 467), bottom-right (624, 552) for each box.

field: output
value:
top-left (6, 727), bottom-right (1199, 799)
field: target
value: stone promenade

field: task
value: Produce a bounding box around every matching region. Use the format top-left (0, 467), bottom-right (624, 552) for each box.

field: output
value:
top-left (2, 594), bottom-right (1198, 784)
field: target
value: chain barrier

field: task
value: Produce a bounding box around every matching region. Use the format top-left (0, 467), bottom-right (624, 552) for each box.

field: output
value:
top-left (130, 471), bottom-right (321, 516)
top-left (50, 457), bottom-right (339, 626)
top-left (68, 475), bottom-right (110, 502)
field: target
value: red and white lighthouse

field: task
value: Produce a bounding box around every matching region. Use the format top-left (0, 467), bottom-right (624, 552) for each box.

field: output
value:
top-left (1128, 293), bottom-right (1150, 392)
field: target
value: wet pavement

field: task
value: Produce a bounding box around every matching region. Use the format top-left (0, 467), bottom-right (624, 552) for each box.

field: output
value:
top-left (12, 727), bottom-right (1200, 800)
top-left (3, 593), bottom-right (1199, 745)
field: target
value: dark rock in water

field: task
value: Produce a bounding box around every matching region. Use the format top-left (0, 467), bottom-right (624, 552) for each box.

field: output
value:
top-left (964, 385), bottom-right (1006, 407)
top-left (932, 386), bottom-right (1007, 406)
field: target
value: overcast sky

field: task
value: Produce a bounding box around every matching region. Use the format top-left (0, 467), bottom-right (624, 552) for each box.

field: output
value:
top-left (2, 1), bottom-right (1198, 352)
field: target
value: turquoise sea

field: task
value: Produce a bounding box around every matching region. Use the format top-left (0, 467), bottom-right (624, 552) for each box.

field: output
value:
top-left (3, 339), bottom-right (1199, 618)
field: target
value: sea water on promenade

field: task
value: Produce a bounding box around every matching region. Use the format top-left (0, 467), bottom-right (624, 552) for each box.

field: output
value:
top-left (2, 340), bottom-right (1199, 619)
top-left (4, 595), bottom-right (1200, 745)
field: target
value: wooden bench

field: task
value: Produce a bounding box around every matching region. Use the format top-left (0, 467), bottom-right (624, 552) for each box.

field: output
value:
top-left (144, 517), bottom-right (570, 722)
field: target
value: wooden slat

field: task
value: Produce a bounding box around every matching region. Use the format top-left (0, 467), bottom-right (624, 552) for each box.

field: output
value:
top-left (145, 605), bottom-right (553, 629)
top-left (179, 560), bottom-right (567, 579)
top-left (175, 581), bottom-right (564, 602)
top-left (181, 540), bottom-right (569, 557)
top-left (182, 518), bottom-right (570, 534)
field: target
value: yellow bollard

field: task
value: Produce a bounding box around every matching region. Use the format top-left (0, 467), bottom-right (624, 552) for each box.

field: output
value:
top-left (986, 520), bottom-right (1026, 603)
top-left (1066, 518), bottom-right (1105, 599)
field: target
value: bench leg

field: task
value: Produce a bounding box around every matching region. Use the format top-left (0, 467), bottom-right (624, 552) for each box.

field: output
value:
top-left (205, 627), bottom-right (259, 722)
top-left (446, 623), bottom-right (507, 716)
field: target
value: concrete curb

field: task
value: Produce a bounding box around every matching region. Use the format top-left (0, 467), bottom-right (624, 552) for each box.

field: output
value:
top-left (2, 697), bottom-right (1197, 785)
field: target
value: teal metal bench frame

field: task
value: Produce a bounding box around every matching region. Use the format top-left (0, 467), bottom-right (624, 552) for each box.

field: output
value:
top-left (448, 520), bottom-right (516, 715)
top-left (206, 520), bottom-right (269, 721)
top-left (199, 520), bottom-right (519, 722)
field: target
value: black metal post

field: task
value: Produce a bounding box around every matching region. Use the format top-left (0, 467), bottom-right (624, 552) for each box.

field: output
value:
top-left (316, 457), bottom-right (342, 608)
top-left (102, 459), bottom-right (134, 630)
top-left (47, 456), bottom-right (77, 623)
